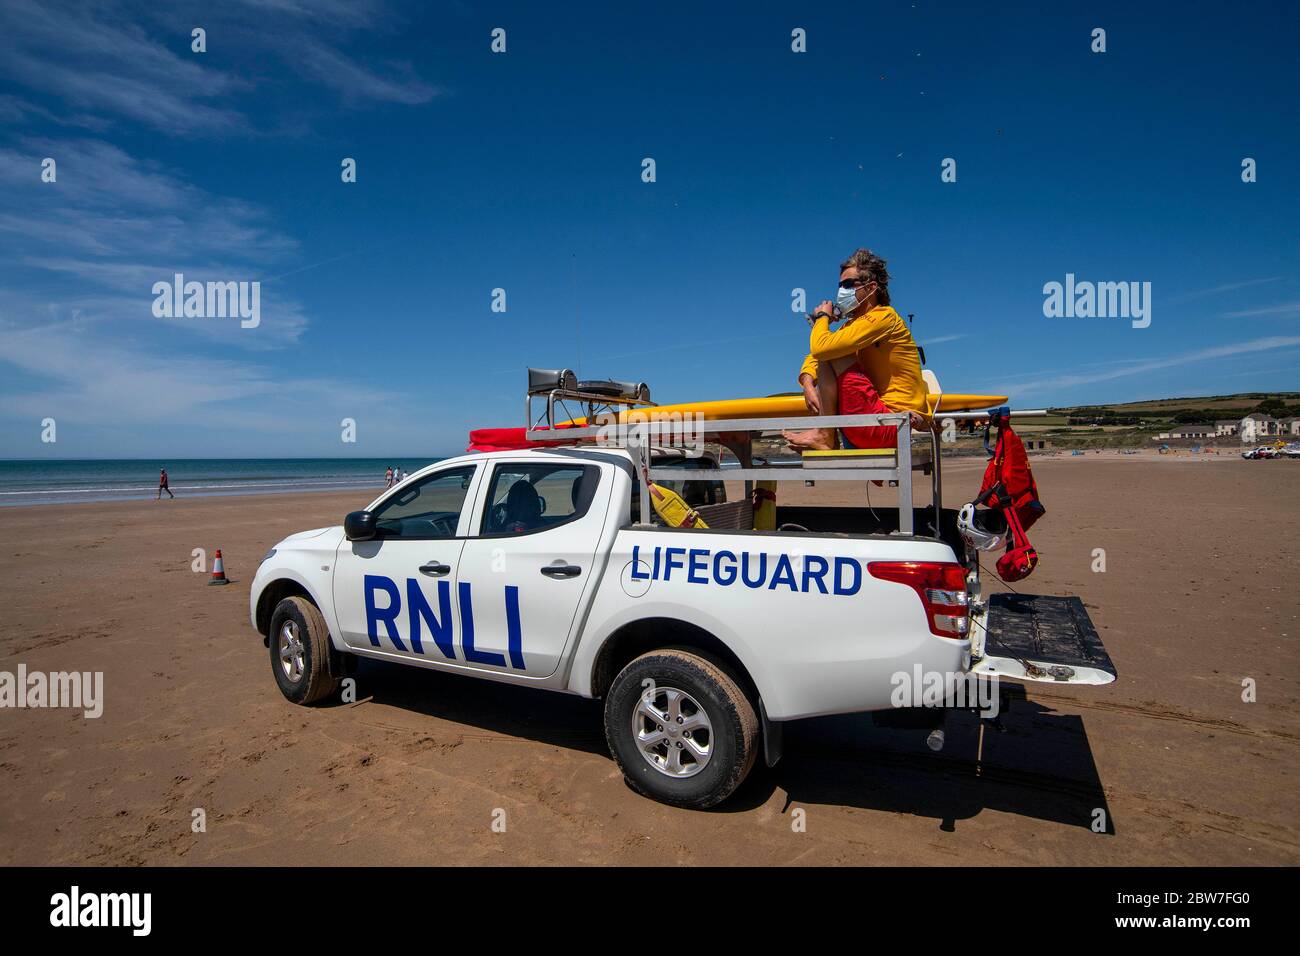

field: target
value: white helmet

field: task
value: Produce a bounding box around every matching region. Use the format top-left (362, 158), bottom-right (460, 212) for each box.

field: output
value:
top-left (958, 502), bottom-right (1005, 553)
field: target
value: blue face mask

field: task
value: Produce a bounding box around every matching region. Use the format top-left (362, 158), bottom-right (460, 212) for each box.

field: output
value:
top-left (835, 285), bottom-right (859, 314)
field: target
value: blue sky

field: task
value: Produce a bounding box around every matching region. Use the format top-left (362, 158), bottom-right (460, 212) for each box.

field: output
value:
top-left (1, 0), bottom-right (1297, 458)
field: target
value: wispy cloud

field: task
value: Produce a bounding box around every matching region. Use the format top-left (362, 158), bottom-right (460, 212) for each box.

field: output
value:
top-left (294, 37), bottom-right (439, 105)
top-left (0, 0), bottom-right (444, 454)
top-left (0, 0), bottom-right (247, 136)
top-left (0, 138), bottom-right (308, 345)
top-left (0, 0), bottom-right (437, 136)
top-left (1222, 301), bottom-right (1300, 318)
top-left (230, 0), bottom-right (382, 28)
top-left (0, 310), bottom-right (399, 439)
top-left (1169, 276), bottom-right (1285, 304)
top-left (992, 336), bottom-right (1300, 398)
top-left (1222, 364), bottom-right (1300, 379)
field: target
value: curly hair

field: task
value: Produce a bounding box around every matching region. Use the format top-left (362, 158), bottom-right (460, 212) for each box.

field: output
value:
top-left (840, 248), bottom-right (891, 306)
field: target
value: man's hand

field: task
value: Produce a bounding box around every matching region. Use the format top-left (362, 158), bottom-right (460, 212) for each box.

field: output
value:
top-left (815, 300), bottom-right (835, 319)
top-left (800, 374), bottom-right (822, 414)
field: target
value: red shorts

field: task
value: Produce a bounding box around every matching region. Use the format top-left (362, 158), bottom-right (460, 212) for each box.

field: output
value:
top-left (838, 366), bottom-right (898, 449)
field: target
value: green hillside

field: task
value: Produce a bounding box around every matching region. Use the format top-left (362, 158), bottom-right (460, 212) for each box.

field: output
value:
top-left (1051, 392), bottom-right (1300, 427)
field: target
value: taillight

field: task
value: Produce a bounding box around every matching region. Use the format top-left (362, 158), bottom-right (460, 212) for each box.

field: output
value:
top-left (867, 561), bottom-right (969, 639)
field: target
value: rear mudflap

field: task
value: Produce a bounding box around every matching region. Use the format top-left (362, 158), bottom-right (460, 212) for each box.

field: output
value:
top-left (970, 593), bottom-right (1117, 686)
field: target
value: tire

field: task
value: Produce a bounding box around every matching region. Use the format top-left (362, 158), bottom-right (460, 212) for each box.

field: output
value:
top-left (269, 596), bottom-right (340, 705)
top-left (604, 648), bottom-right (759, 809)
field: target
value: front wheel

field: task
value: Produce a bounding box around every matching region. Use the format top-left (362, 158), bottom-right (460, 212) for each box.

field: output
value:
top-left (269, 596), bottom-right (340, 705)
top-left (604, 648), bottom-right (759, 809)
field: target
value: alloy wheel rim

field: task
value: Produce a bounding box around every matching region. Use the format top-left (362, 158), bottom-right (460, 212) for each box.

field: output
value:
top-left (632, 685), bottom-right (713, 778)
top-left (278, 620), bottom-right (306, 683)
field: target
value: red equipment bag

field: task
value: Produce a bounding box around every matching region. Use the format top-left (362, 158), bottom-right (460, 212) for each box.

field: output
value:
top-left (975, 408), bottom-right (1045, 582)
top-left (976, 408), bottom-right (1045, 532)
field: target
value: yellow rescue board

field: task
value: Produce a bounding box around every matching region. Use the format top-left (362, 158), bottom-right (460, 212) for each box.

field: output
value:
top-left (566, 392), bottom-right (1007, 425)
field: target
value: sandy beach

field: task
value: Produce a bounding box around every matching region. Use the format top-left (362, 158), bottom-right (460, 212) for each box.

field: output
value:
top-left (1, 452), bottom-right (1297, 865)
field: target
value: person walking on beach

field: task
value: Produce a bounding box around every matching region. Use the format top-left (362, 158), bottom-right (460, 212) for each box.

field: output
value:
top-left (385, 466), bottom-right (394, 488)
top-left (394, 465), bottom-right (404, 483)
top-left (157, 467), bottom-right (174, 500)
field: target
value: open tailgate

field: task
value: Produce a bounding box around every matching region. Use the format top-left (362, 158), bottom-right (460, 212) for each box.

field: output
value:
top-left (970, 593), bottom-right (1117, 685)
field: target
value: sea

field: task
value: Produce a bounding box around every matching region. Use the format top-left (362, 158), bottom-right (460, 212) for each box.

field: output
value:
top-left (0, 458), bottom-right (443, 507)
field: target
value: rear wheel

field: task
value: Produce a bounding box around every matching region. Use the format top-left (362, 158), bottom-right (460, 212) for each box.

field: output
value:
top-left (269, 596), bottom-right (340, 705)
top-left (604, 648), bottom-right (759, 809)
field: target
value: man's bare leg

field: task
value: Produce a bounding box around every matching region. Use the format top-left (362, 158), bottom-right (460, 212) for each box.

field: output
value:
top-left (783, 358), bottom-right (851, 450)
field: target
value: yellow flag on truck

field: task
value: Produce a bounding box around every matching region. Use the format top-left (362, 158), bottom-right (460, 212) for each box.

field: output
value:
top-left (649, 483), bottom-right (708, 528)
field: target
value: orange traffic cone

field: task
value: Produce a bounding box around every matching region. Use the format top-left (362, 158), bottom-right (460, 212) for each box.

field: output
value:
top-left (208, 549), bottom-right (230, 586)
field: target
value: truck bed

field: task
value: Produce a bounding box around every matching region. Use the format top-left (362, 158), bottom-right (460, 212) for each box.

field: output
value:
top-left (775, 505), bottom-right (965, 556)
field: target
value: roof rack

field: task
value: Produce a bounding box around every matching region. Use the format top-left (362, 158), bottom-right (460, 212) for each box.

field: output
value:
top-left (521, 368), bottom-right (1043, 536)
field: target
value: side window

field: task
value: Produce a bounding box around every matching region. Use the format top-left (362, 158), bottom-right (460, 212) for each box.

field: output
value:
top-left (481, 463), bottom-right (595, 535)
top-left (372, 466), bottom-right (476, 539)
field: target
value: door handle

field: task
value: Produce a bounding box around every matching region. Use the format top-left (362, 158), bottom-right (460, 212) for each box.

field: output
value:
top-left (419, 561), bottom-right (451, 577)
top-left (540, 563), bottom-right (582, 579)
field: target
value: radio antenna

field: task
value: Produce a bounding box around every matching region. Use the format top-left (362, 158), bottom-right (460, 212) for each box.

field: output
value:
top-left (570, 252), bottom-right (581, 379)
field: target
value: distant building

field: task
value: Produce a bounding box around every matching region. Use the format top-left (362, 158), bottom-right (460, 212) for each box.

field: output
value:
top-left (1157, 424), bottom-right (1216, 439)
top-left (1215, 420), bottom-right (1239, 437)
top-left (1241, 413), bottom-right (1274, 438)
top-left (1238, 413), bottom-right (1299, 440)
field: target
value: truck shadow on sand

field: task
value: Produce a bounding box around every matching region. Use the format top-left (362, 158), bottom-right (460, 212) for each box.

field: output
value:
top-left (350, 659), bottom-right (1113, 833)
top-left (749, 702), bottom-right (1116, 834)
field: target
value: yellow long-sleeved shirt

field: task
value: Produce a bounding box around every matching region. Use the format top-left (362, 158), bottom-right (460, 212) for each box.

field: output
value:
top-left (798, 305), bottom-right (927, 415)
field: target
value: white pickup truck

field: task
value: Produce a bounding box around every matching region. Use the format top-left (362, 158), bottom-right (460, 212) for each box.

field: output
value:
top-left (250, 439), bottom-right (1117, 808)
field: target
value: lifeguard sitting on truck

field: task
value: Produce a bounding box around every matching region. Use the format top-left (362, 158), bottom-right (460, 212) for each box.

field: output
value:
top-left (783, 248), bottom-right (929, 452)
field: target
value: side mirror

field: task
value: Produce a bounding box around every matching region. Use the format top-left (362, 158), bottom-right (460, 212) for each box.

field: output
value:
top-left (344, 511), bottom-right (377, 541)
